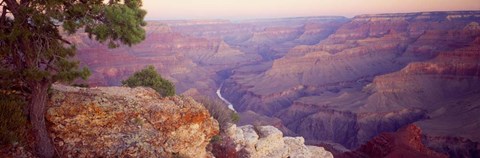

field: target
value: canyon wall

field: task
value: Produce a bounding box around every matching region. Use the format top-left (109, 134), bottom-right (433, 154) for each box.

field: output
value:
top-left (339, 124), bottom-right (447, 158)
top-left (72, 17), bottom-right (347, 98)
top-left (221, 11), bottom-right (480, 156)
top-left (73, 11), bottom-right (480, 157)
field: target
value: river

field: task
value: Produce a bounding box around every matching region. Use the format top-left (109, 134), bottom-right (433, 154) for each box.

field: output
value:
top-left (216, 82), bottom-right (236, 111)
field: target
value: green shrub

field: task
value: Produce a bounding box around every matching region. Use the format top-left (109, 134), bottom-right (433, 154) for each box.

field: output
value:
top-left (122, 65), bottom-right (175, 97)
top-left (230, 112), bottom-right (240, 124)
top-left (0, 94), bottom-right (27, 145)
top-left (210, 135), bottom-right (222, 143)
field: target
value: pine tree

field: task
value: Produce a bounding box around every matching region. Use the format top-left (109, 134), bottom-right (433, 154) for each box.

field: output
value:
top-left (0, 1), bottom-right (146, 157)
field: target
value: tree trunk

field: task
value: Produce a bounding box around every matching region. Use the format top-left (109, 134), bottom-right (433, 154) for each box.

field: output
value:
top-left (29, 81), bottom-right (55, 158)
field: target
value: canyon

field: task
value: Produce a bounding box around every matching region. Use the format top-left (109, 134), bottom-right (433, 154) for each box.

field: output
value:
top-left (72, 11), bottom-right (480, 157)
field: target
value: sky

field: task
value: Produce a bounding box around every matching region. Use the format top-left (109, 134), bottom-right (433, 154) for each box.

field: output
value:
top-left (141, 0), bottom-right (480, 20)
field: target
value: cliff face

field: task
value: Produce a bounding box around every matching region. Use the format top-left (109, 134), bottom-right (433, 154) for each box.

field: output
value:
top-left (224, 12), bottom-right (480, 115)
top-left (221, 11), bottom-right (480, 155)
top-left (71, 22), bottom-right (261, 98)
top-left (339, 124), bottom-right (447, 158)
top-left (46, 84), bottom-right (219, 157)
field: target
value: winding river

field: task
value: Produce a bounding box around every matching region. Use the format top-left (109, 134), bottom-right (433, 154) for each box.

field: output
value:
top-left (216, 82), bottom-right (236, 111)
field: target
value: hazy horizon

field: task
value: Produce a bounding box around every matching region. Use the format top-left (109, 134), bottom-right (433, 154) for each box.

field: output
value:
top-left (142, 0), bottom-right (480, 20)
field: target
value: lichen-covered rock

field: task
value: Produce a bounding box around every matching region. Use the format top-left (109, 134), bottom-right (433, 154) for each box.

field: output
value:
top-left (47, 84), bottom-right (219, 158)
top-left (255, 126), bottom-right (288, 157)
top-left (307, 146), bottom-right (334, 158)
top-left (240, 125), bottom-right (259, 149)
top-left (226, 124), bottom-right (333, 158)
top-left (284, 137), bottom-right (311, 158)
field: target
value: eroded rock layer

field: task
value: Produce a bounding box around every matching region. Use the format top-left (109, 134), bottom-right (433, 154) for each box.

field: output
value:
top-left (339, 124), bottom-right (447, 158)
top-left (72, 17), bottom-right (347, 98)
top-left (221, 11), bottom-right (480, 156)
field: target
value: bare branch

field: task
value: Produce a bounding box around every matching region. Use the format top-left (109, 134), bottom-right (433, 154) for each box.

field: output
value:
top-left (4, 0), bottom-right (18, 15)
top-left (59, 37), bottom-right (72, 45)
top-left (20, 0), bottom-right (29, 7)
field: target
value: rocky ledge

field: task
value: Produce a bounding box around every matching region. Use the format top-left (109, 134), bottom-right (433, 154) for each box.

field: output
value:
top-left (225, 124), bottom-right (333, 158)
top-left (2, 84), bottom-right (333, 157)
top-left (46, 84), bottom-right (219, 157)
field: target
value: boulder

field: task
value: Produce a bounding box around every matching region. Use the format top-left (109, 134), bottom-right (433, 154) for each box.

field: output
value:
top-left (226, 124), bottom-right (333, 158)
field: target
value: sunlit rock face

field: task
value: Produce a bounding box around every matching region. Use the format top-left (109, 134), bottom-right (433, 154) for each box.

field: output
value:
top-left (47, 84), bottom-right (219, 157)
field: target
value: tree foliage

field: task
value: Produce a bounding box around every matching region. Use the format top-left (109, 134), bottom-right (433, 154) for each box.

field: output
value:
top-left (0, 0), bottom-right (147, 88)
top-left (0, 0), bottom-right (147, 157)
top-left (122, 65), bottom-right (176, 97)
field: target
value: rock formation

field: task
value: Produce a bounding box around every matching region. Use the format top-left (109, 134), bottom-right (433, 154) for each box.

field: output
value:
top-left (225, 124), bottom-right (333, 158)
top-left (46, 84), bottom-right (219, 157)
top-left (339, 124), bottom-right (447, 158)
